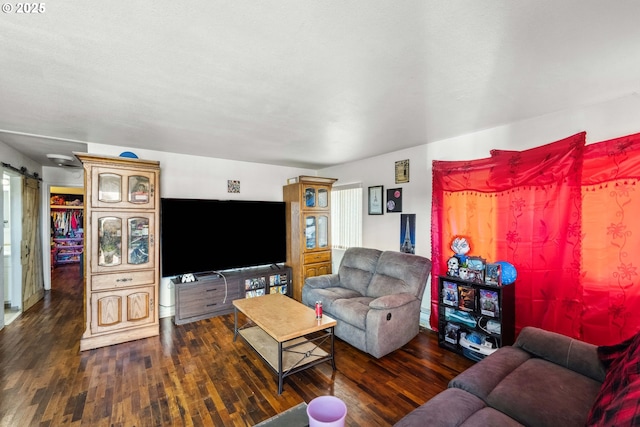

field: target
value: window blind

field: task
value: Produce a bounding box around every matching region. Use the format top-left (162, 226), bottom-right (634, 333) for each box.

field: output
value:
top-left (331, 185), bottom-right (362, 249)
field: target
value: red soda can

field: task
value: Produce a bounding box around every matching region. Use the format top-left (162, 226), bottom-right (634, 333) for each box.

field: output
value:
top-left (315, 301), bottom-right (323, 319)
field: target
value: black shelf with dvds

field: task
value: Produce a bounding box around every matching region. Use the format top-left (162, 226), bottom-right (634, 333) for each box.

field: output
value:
top-left (438, 275), bottom-right (515, 362)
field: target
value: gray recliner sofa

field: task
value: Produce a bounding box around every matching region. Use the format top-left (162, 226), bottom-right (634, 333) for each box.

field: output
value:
top-left (301, 247), bottom-right (432, 358)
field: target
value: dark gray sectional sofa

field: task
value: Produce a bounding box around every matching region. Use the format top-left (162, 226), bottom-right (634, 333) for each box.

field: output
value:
top-left (395, 326), bottom-right (606, 426)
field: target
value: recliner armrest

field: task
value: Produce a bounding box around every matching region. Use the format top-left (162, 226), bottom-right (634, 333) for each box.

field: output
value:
top-left (369, 293), bottom-right (417, 310)
top-left (304, 274), bottom-right (340, 289)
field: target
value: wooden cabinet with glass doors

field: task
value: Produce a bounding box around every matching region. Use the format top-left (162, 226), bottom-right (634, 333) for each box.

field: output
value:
top-left (75, 153), bottom-right (160, 351)
top-left (283, 176), bottom-right (337, 301)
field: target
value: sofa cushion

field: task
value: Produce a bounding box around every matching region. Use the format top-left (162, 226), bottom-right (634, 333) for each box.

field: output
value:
top-left (330, 296), bottom-right (375, 329)
top-left (303, 286), bottom-right (362, 313)
top-left (449, 346), bottom-right (532, 399)
top-left (586, 330), bottom-right (640, 426)
top-left (338, 247), bottom-right (381, 295)
top-left (393, 388), bottom-right (523, 427)
top-left (393, 388), bottom-right (485, 427)
top-left (367, 251), bottom-right (431, 298)
top-left (487, 358), bottom-right (602, 427)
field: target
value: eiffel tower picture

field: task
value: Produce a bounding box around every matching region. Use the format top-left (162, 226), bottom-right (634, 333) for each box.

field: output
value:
top-left (400, 214), bottom-right (415, 254)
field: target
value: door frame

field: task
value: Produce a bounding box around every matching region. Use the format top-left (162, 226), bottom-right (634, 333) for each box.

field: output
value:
top-left (1, 170), bottom-right (24, 328)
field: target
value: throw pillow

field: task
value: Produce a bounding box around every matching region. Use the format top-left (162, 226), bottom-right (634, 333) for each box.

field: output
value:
top-left (586, 330), bottom-right (640, 426)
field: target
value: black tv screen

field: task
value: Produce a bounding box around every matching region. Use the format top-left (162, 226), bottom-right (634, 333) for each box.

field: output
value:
top-left (160, 198), bottom-right (287, 277)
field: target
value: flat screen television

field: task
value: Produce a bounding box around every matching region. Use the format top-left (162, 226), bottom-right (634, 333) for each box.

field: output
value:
top-left (160, 198), bottom-right (287, 277)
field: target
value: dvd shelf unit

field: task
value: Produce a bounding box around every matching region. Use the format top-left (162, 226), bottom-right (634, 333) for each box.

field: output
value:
top-left (173, 265), bottom-right (292, 325)
top-left (438, 275), bottom-right (515, 362)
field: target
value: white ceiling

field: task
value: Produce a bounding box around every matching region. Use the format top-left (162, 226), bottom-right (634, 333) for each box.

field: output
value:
top-left (2, 1), bottom-right (640, 169)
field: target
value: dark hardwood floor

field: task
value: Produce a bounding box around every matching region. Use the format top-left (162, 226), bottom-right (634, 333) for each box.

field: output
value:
top-left (0, 264), bottom-right (474, 426)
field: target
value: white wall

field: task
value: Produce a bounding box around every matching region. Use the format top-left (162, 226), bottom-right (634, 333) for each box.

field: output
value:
top-left (87, 144), bottom-right (315, 201)
top-left (319, 93), bottom-right (640, 325)
top-left (16, 92), bottom-right (640, 324)
top-left (87, 143), bottom-right (316, 318)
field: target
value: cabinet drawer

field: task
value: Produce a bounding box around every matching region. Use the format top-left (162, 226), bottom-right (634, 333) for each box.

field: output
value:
top-left (303, 251), bottom-right (331, 264)
top-left (304, 262), bottom-right (332, 280)
top-left (178, 282), bottom-right (228, 300)
top-left (92, 270), bottom-right (156, 291)
top-left (177, 283), bottom-right (239, 319)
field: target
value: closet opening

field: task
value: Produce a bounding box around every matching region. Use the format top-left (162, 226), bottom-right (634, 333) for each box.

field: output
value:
top-left (50, 186), bottom-right (84, 285)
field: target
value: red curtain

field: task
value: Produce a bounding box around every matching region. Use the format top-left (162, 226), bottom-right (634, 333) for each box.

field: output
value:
top-left (580, 133), bottom-right (640, 344)
top-left (431, 131), bottom-right (640, 345)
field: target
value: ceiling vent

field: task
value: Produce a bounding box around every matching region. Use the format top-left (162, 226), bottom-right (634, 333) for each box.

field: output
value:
top-left (46, 154), bottom-right (80, 168)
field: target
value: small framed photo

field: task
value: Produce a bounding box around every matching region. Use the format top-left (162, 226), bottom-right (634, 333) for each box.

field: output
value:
top-left (485, 263), bottom-right (502, 286)
top-left (368, 185), bottom-right (384, 215)
top-left (227, 180), bottom-right (240, 193)
top-left (386, 188), bottom-right (402, 213)
top-left (395, 159), bottom-right (410, 183)
top-left (465, 256), bottom-right (486, 284)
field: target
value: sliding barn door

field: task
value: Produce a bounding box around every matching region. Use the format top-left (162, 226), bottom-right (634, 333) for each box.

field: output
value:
top-left (22, 177), bottom-right (44, 311)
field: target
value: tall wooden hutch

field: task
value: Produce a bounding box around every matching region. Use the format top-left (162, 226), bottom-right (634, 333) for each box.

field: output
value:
top-left (76, 153), bottom-right (160, 351)
top-left (283, 176), bottom-right (337, 301)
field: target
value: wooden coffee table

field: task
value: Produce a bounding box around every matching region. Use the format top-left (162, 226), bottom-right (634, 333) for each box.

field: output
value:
top-left (233, 293), bottom-right (337, 394)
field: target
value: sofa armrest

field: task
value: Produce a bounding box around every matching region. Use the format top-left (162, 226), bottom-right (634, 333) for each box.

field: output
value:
top-left (515, 326), bottom-right (606, 382)
top-left (369, 293), bottom-right (417, 310)
top-left (304, 274), bottom-right (340, 290)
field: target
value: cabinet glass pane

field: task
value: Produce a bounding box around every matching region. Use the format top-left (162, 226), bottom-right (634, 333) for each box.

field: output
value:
top-left (98, 217), bottom-right (122, 266)
top-left (98, 173), bottom-right (122, 203)
top-left (305, 188), bottom-right (316, 208)
top-left (318, 189), bottom-right (328, 208)
top-left (318, 215), bottom-right (328, 248)
top-left (128, 176), bottom-right (151, 204)
top-left (128, 217), bottom-right (150, 265)
top-left (305, 216), bottom-right (316, 249)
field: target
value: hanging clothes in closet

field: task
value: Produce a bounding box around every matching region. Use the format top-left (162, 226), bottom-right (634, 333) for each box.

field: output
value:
top-left (51, 209), bottom-right (84, 237)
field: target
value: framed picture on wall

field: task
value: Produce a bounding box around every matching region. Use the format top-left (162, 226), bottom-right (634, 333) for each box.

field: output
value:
top-left (386, 188), bottom-right (402, 213)
top-left (368, 185), bottom-right (384, 215)
top-left (395, 159), bottom-right (410, 184)
top-left (400, 213), bottom-right (415, 253)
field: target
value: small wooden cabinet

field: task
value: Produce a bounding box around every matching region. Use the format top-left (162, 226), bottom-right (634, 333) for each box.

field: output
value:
top-left (76, 153), bottom-right (160, 351)
top-left (173, 266), bottom-right (291, 325)
top-left (283, 176), bottom-right (337, 301)
top-left (437, 275), bottom-right (515, 361)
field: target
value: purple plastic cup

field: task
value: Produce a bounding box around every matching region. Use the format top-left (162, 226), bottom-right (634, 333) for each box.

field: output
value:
top-left (307, 396), bottom-right (347, 427)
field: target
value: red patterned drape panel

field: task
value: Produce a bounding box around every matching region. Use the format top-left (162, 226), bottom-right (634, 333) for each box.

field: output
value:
top-left (581, 132), bottom-right (640, 345)
top-left (431, 157), bottom-right (500, 328)
top-left (490, 133), bottom-right (585, 338)
top-left (430, 133), bottom-right (586, 339)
